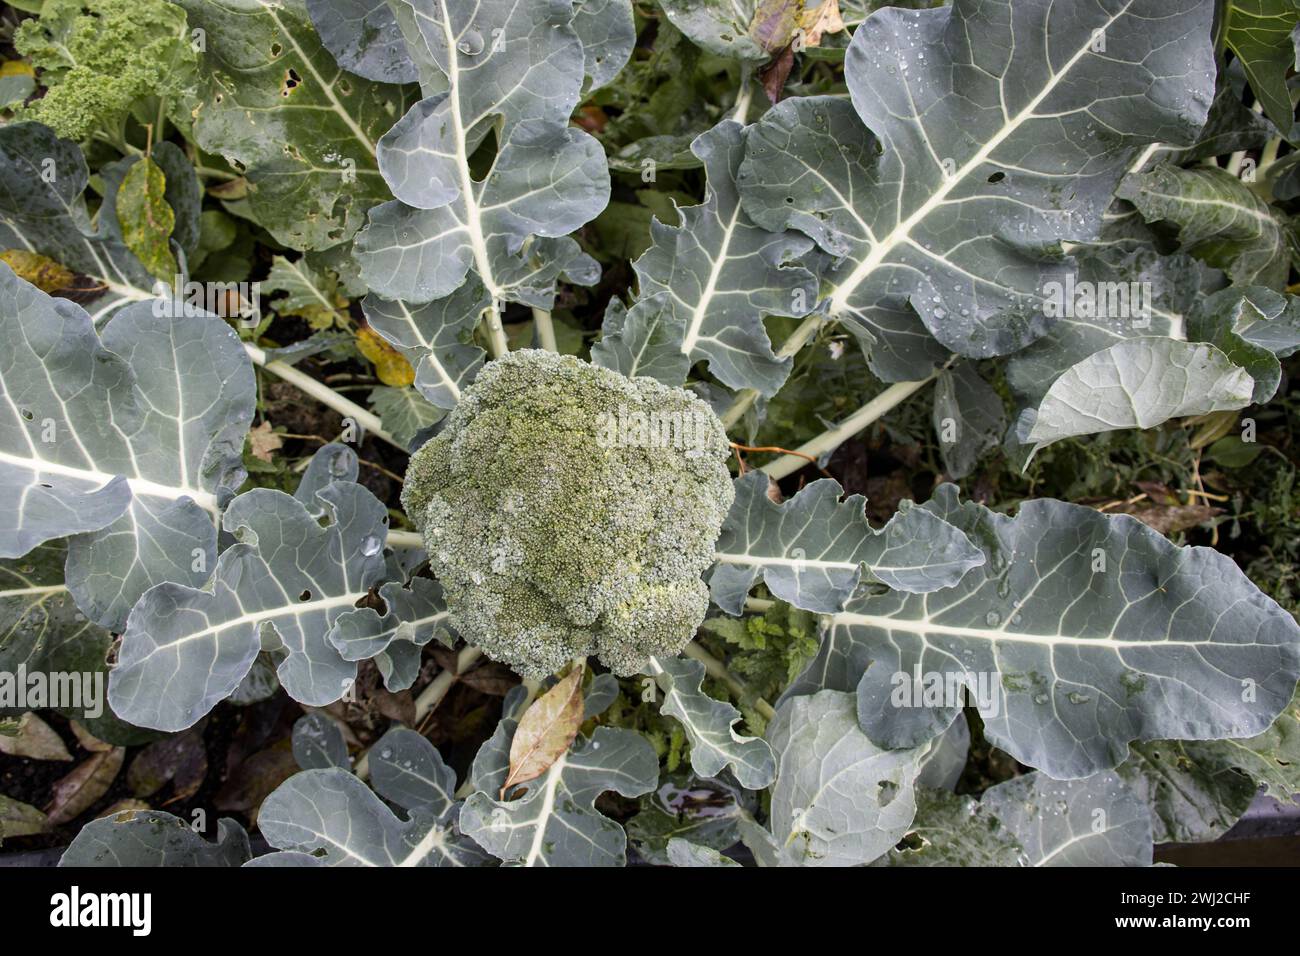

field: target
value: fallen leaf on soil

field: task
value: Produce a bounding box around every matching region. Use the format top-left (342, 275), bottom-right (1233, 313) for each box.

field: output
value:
top-left (248, 420), bottom-right (285, 462)
top-left (127, 728), bottom-right (208, 802)
top-left (45, 747), bottom-right (125, 824)
top-left (0, 713), bottom-right (72, 761)
top-left (70, 720), bottom-right (113, 753)
top-left (0, 794), bottom-right (49, 839)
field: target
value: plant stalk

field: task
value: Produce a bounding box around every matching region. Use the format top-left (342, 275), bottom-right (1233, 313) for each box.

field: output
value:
top-left (244, 343), bottom-right (402, 450)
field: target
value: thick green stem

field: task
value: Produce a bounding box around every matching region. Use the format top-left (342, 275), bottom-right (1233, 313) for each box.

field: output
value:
top-left (531, 307), bottom-right (558, 352)
top-left (244, 343), bottom-right (401, 450)
top-left (683, 641), bottom-right (776, 722)
top-left (720, 312), bottom-right (825, 429)
top-left (760, 372), bottom-right (942, 480)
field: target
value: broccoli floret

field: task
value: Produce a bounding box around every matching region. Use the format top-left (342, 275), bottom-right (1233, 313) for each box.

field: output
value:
top-left (402, 350), bottom-right (735, 679)
top-left (14, 0), bottom-right (197, 142)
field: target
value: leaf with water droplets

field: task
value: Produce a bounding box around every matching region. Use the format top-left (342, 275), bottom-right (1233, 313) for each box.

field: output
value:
top-left (737, 0), bottom-right (1217, 367)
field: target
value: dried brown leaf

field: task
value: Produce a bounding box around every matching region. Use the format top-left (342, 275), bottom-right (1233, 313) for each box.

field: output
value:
top-left (0, 713), bottom-right (72, 761)
top-left (45, 747), bottom-right (125, 824)
top-left (502, 665), bottom-right (585, 798)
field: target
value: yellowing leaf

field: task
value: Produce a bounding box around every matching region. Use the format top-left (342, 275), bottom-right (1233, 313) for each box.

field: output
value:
top-left (117, 156), bottom-right (177, 282)
top-left (0, 60), bottom-right (35, 79)
top-left (749, 0), bottom-right (844, 53)
top-left (0, 249), bottom-right (74, 292)
top-left (502, 664), bottom-right (586, 798)
top-left (265, 255), bottom-right (349, 330)
top-left (356, 326), bottom-right (416, 387)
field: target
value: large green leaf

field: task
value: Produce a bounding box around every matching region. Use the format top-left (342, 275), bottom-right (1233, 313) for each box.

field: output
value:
top-left (709, 472), bottom-right (984, 615)
top-left (1223, 0), bottom-right (1300, 129)
top-left (982, 770), bottom-right (1153, 866)
top-left (355, 0), bottom-right (609, 307)
top-left (737, 0), bottom-right (1216, 368)
top-left (176, 0), bottom-right (415, 251)
top-left (0, 269), bottom-right (256, 632)
top-left (627, 120), bottom-right (820, 395)
top-left (107, 482), bottom-right (392, 731)
top-left (792, 485), bottom-right (1300, 779)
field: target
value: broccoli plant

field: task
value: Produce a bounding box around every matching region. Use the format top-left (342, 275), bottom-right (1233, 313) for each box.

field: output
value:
top-left (1, 0), bottom-right (1299, 870)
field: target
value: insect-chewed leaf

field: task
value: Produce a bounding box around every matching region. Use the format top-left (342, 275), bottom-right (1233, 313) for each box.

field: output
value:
top-left (874, 788), bottom-right (1025, 867)
top-left (0, 268), bottom-right (256, 630)
top-left (305, 0), bottom-right (419, 84)
top-left (175, 0), bottom-right (416, 251)
top-left (502, 665), bottom-right (586, 796)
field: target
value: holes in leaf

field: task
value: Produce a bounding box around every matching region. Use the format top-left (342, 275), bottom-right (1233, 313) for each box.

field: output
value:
top-left (270, 42), bottom-right (283, 56)
top-left (987, 171), bottom-right (1006, 184)
top-left (338, 78), bottom-right (352, 95)
top-left (299, 589), bottom-right (313, 602)
top-left (877, 780), bottom-right (899, 808)
top-left (281, 68), bottom-right (302, 97)
top-left (20, 407), bottom-right (33, 421)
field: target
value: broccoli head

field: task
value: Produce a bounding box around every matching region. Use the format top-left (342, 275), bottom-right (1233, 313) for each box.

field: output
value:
top-left (14, 0), bottom-right (198, 142)
top-left (401, 349), bottom-right (735, 679)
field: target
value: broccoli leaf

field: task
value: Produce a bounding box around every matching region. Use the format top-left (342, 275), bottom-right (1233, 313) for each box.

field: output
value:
top-left (737, 0), bottom-right (1216, 364)
top-left (59, 811), bottom-right (252, 867)
top-left (792, 485), bottom-right (1300, 779)
top-left (649, 654), bottom-right (776, 789)
top-left (107, 482), bottom-right (391, 731)
top-left (1117, 165), bottom-right (1294, 289)
top-left (355, 0), bottom-right (609, 306)
top-left (874, 788), bottom-right (1026, 867)
top-left (1022, 339), bottom-right (1255, 453)
top-left (362, 278), bottom-right (488, 408)
top-left (258, 768), bottom-right (488, 866)
top-left (0, 123), bottom-right (156, 321)
top-left (0, 271), bottom-right (255, 633)
top-left (291, 712), bottom-right (351, 771)
top-left (628, 120), bottom-right (820, 395)
top-left (709, 472), bottom-right (985, 615)
top-left (176, 0), bottom-right (415, 251)
top-left (368, 726), bottom-right (458, 815)
top-left (460, 723), bottom-right (658, 866)
top-left (762, 690), bottom-right (925, 867)
top-left (306, 0), bottom-right (420, 83)
top-left (1222, 0), bottom-right (1300, 130)
top-left (982, 770), bottom-right (1153, 866)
